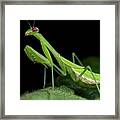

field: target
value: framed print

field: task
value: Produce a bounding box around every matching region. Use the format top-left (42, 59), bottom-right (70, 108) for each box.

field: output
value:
top-left (0, 0), bottom-right (119, 119)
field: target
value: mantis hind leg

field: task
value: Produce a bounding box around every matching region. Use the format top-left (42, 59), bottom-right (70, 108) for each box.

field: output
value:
top-left (72, 52), bottom-right (83, 66)
top-left (78, 65), bottom-right (100, 94)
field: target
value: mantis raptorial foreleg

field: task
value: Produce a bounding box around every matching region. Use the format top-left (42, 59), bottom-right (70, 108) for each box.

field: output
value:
top-left (24, 45), bottom-right (65, 88)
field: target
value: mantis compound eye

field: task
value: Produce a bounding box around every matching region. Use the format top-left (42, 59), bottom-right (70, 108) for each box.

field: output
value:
top-left (32, 27), bottom-right (39, 32)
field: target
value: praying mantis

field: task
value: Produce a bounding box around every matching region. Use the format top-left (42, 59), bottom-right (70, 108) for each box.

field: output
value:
top-left (24, 23), bottom-right (100, 94)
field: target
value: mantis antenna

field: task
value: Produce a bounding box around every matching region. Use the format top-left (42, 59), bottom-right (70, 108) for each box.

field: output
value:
top-left (27, 21), bottom-right (32, 28)
top-left (33, 20), bottom-right (35, 27)
top-left (27, 20), bottom-right (36, 28)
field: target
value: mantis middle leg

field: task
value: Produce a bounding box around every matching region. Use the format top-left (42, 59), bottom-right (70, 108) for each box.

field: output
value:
top-left (43, 67), bottom-right (46, 88)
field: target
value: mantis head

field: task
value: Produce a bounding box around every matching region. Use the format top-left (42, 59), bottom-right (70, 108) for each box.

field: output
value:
top-left (25, 27), bottom-right (39, 36)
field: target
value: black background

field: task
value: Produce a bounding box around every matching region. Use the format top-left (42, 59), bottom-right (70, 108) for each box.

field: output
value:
top-left (20, 20), bottom-right (100, 95)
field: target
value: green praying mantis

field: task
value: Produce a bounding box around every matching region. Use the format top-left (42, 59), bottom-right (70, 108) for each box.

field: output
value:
top-left (24, 23), bottom-right (100, 94)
